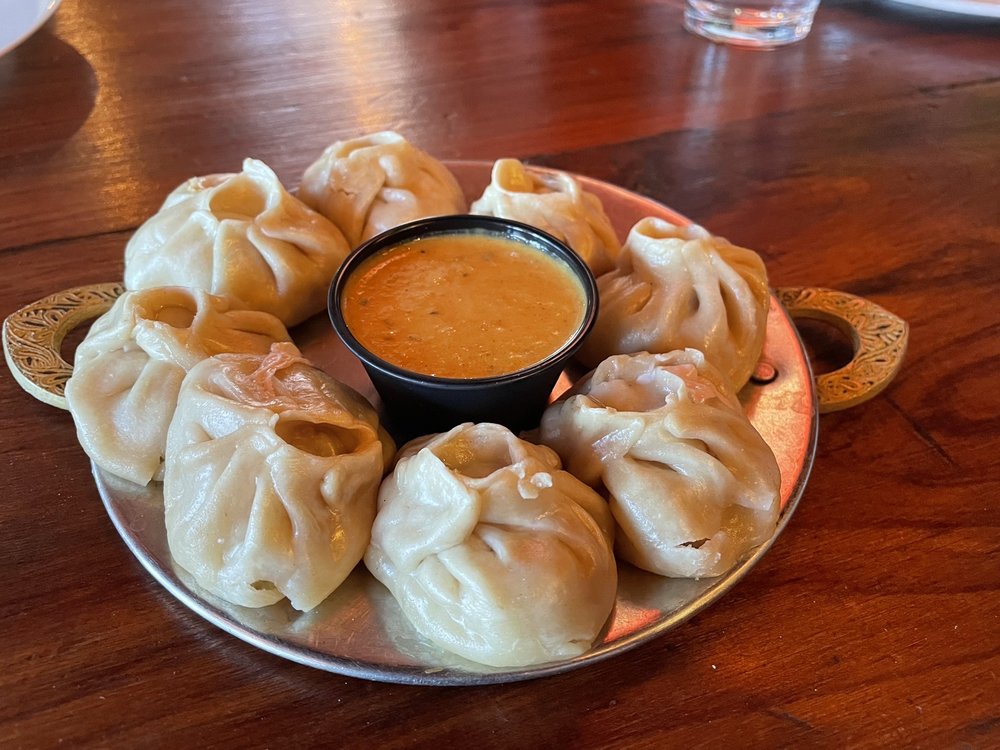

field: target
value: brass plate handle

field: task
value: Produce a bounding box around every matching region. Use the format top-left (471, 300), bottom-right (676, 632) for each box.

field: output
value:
top-left (775, 286), bottom-right (909, 413)
top-left (3, 283), bottom-right (908, 415)
top-left (2, 282), bottom-right (125, 410)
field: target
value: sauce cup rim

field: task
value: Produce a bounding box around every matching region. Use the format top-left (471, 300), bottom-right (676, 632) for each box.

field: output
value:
top-left (328, 214), bottom-right (599, 387)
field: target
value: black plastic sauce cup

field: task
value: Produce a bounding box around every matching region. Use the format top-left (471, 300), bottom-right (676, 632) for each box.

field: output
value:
top-left (328, 215), bottom-right (598, 443)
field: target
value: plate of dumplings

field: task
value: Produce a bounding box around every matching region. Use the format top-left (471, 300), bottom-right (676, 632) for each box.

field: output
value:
top-left (4, 132), bottom-right (825, 685)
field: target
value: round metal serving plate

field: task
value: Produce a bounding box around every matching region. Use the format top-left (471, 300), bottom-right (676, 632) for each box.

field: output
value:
top-left (95, 160), bottom-right (819, 686)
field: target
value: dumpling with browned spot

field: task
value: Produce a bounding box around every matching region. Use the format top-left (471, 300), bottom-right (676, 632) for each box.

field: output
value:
top-left (540, 349), bottom-right (780, 579)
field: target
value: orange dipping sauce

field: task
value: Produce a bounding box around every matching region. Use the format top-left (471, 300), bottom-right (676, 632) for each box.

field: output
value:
top-left (341, 233), bottom-right (586, 379)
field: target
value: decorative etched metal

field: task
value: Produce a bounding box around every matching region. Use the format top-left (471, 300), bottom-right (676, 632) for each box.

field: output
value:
top-left (775, 286), bottom-right (909, 413)
top-left (2, 282), bottom-right (124, 409)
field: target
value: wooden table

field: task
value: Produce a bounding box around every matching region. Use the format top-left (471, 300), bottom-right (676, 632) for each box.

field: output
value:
top-left (2, 0), bottom-right (997, 746)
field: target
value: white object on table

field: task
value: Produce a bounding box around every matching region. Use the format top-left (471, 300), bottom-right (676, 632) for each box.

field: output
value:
top-left (884, 0), bottom-right (1000, 16)
top-left (0, 0), bottom-right (62, 57)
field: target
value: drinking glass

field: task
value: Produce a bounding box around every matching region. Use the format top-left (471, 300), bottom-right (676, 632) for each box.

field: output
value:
top-left (684, 0), bottom-right (821, 48)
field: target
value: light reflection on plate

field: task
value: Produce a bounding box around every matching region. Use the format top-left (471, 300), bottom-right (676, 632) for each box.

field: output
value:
top-left (0, 0), bottom-right (62, 57)
top-left (95, 162), bottom-right (819, 685)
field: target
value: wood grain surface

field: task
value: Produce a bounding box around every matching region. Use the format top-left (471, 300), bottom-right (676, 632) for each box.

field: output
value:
top-left (1, 0), bottom-right (998, 747)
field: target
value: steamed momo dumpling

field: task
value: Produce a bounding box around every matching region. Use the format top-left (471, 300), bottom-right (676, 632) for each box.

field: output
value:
top-left (64, 287), bottom-right (292, 486)
top-left (299, 131), bottom-right (466, 247)
top-left (540, 350), bottom-right (780, 579)
top-left (164, 343), bottom-right (393, 612)
top-left (470, 158), bottom-right (620, 276)
top-left (124, 158), bottom-right (351, 326)
top-left (579, 218), bottom-right (769, 392)
top-left (365, 423), bottom-right (617, 668)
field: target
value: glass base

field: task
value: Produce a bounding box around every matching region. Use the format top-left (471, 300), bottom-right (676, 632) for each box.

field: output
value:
top-left (684, 0), bottom-right (817, 48)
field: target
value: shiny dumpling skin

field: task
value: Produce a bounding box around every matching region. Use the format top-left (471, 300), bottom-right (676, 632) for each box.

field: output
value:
top-left (64, 286), bottom-right (293, 486)
top-left (578, 218), bottom-right (769, 392)
top-left (539, 350), bottom-right (781, 579)
top-left (365, 423), bottom-right (618, 668)
top-left (298, 131), bottom-right (467, 248)
top-left (164, 343), bottom-right (393, 612)
top-left (123, 158), bottom-right (351, 326)
top-left (470, 158), bottom-right (621, 276)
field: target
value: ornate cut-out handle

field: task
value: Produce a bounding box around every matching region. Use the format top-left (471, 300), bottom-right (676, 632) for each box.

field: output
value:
top-left (3, 282), bottom-right (908, 415)
top-left (774, 286), bottom-right (909, 414)
top-left (2, 282), bottom-right (125, 410)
